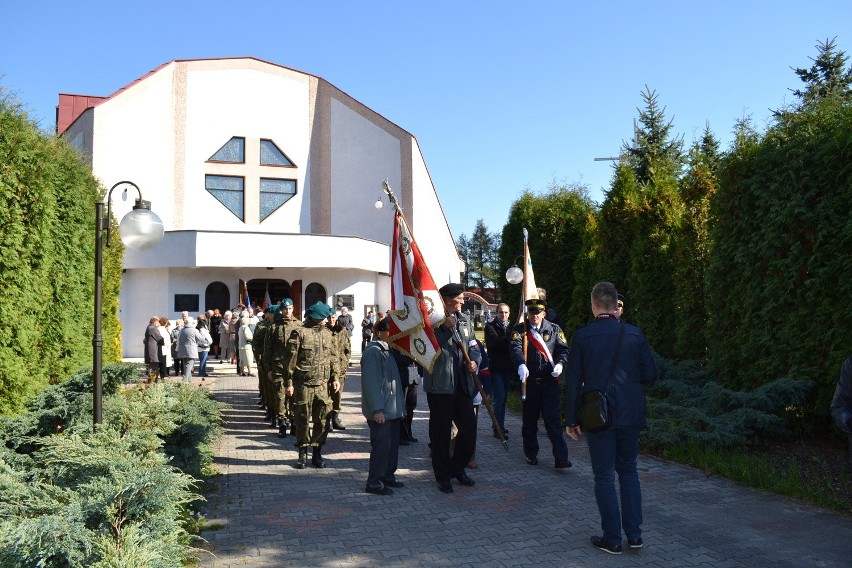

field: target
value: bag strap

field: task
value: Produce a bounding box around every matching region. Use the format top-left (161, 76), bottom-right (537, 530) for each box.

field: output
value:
top-left (603, 322), bottom-right (625, 395)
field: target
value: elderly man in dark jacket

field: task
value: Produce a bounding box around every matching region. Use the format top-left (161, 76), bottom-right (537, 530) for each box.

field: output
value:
top-left (422, 283), bottom-right (481, 494)
top-left (830, 355), bottom-right (852, 471)
top-left (565, 281), bottom-right (657, 555)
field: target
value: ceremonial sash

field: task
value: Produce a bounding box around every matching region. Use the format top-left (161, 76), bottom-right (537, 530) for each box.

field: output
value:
top-left (526, 327), bottom-right (553, 364)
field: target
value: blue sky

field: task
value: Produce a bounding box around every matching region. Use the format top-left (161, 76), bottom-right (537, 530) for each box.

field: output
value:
top-left (1, 1), bottom-right (849, 244)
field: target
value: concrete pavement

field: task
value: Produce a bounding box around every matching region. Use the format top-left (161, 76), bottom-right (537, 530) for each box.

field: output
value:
top-left (195, 363), bottom-right (851, 568)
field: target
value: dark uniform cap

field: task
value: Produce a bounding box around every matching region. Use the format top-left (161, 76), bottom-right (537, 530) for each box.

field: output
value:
top-left (306, 301), bottom-right (334, 320)
top-left (617, 293), bottom-right (625, 308)
top-left (439, 283), bottom-right (465, 298)
top-left (279, 298), bottom-right (294, 308)
top-left (525, 298), bottom-right (547, 312)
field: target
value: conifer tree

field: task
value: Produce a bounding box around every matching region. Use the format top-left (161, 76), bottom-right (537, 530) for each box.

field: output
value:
top-left (791, 37), bottom-right (852, 107)
top-left (673, 124), bottom-right (720, 359)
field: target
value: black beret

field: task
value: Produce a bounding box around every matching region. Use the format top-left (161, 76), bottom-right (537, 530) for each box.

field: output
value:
top-left (439, 283), bottom-right (465, 297)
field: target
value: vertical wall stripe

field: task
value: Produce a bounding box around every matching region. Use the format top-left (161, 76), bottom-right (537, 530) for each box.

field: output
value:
top-left (173, 62), bottom-right (187, 229)
top-left (309, 80), bottom-right (332, 234)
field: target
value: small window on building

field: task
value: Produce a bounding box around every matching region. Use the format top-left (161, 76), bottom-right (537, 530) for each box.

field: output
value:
top-left (260, 139), bottom-right (295, 166)
top-left (209, 136), bottom-right (245, 163)
top-left (206, 175), bottom-right (244, 221)
top-left (259, 178), bottom-right (297, 221)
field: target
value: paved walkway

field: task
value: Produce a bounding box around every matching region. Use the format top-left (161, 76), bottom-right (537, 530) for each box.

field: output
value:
top-left (195, 363), bottom-right (851, 568)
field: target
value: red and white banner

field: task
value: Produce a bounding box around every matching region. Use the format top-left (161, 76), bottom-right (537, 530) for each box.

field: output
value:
top-left (387, 210), bottom-right (444, 372)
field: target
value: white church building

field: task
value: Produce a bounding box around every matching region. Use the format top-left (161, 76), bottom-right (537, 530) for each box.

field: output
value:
top-left (57, 57), bottom-right (461, 358)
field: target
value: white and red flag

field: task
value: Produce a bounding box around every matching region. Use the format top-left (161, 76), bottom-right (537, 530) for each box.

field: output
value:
top-left (517, 228), bottom-right (540, 323)
top-left (387, 209), bottom-right (444, 372)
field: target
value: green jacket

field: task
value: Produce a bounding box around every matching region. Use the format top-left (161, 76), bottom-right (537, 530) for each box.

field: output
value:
top-left (285, 320), bottom-right (342, 388)
top-left (422, 314), bottom-right (481, 395)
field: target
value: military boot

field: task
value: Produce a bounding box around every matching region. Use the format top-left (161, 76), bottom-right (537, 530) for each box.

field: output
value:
top-left (278, 418), bottom-right (288, 439)
top-left (311, 446), bottom-right (326, 468)
top-left (296, 448), bottom-right (307, 469)
top-left (331, 411), bottom-right (346, 430)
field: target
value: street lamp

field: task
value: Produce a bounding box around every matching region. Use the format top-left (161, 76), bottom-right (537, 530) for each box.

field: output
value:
top-left (93, 181), bottom-right (164, 427)
top-left (505, 257), bottom-right (524, 285)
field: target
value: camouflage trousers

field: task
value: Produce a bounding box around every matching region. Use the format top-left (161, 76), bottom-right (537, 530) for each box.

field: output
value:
top-left (293, 383), bottom-right (332, 448)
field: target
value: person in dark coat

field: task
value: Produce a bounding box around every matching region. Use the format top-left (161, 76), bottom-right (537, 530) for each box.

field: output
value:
top-left (565, 281), bottom-right (657, 555)
top-left (143, 316), bottom-right (164, 382)
top-left (830, 355), bottom-right (852, 471)
top-left (484, 302), bottom-right (513, 438)
top-left (511, 298), bottom-right (570, 468)
top-left (422, 283), bottom-right (481, 494)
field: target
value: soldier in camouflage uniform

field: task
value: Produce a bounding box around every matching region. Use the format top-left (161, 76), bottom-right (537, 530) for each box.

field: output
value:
top-left (327, 311), bottom-right (352, 430)
top-left (285, 301), bottom-right (342, 469)
top-left (252, 305), bottom-right (275, 420)
top-left (268, 298), bottom-right (300, 438)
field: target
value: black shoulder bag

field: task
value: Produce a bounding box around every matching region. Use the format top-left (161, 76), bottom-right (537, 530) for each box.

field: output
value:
top-left (579, 321), bottom-right (625, 433)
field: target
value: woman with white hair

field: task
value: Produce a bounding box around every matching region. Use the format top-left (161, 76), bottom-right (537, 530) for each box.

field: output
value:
top-left (238, 311), bottom-right (256, 376)
top-left (219, 310), bottom-right (232, 364)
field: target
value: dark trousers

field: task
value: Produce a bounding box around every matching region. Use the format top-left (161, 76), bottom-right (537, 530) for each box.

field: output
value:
top-left (521, 378), bottom-right (568, 462)
top-left (587, 426), bottom-right (643, 547)
top-left (367, 418), bottom-right (401, 488)
top-left (427, 389), bottom-right (475, 482)
top-left (400, 381), bottom-right (418, 440)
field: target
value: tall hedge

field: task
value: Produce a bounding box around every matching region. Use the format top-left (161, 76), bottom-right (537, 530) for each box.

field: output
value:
top-left (0, 90), bottom-right (123, 415)
top-left (706, 99), bottom-right (852, 420)
top-left (498, 183), bottom-right (595, 322)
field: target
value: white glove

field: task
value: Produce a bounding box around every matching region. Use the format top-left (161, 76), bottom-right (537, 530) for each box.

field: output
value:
top-left (518, 364), bottom-right (529, 382)
top-left (551, 363), bottom-right (563, 377)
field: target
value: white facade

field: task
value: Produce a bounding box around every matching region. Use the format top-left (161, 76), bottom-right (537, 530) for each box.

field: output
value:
top-left (59, 57), bottom-right (460, 357)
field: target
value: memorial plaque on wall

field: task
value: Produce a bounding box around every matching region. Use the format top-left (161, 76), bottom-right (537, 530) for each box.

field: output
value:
top-left (174, 294), bottom-right (200, 312)
top-left (334, 294), bottom-right (354, 310)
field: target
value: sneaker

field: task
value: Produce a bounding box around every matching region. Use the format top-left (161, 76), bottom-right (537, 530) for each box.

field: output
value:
top-left (627, 538), bottom-right (643, 549)
top-left (591, 536), bottom-right (622, 555)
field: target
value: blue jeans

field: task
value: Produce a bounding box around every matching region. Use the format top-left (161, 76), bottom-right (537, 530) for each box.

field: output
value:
top-left (587, 426), bottom-right (643, 546)
top-left (483, 371), bottom-right (510, 433)
top-left (199, 350), bottom-right (209, 376)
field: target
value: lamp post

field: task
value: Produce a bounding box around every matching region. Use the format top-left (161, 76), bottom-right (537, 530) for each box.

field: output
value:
top-left (93, 181), bottom-right (164, 427)
top-left (505, 256), bottom-right (524, 285)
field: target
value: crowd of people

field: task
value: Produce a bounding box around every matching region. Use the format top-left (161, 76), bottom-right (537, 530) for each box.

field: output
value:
top-left (140, 282), bottom-right (852, 557)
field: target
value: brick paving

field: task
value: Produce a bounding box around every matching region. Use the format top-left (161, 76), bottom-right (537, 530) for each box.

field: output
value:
top-left (195, 363), bottom-right (852, 568)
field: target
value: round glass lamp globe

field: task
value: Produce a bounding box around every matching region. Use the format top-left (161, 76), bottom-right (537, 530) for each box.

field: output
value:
top-left (505, 265), bottom-right (524, 285)
top-left (118, 209), bottom-right (165, 251)
top-left (374, 199), bottom-right (383, 209)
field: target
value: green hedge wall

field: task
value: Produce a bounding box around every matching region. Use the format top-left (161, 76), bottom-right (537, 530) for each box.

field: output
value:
top-left (707, 99), bottom-right (852, 421)
top-left (0, 90), bottom-right (124, 415)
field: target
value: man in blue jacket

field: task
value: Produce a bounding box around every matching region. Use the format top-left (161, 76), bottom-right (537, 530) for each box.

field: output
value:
top-left (361, 317), bottom-right (406, 495)
top-left (565, 281), bottom-right (657, 555)
top-left (511, 298), bottom-right (571, 468)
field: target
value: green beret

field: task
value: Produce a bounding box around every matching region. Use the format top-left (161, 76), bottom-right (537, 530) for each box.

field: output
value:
top-left (306, 301), bottom-right (333, 320)
top-left (279, 298), bottom-right (294, 308)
